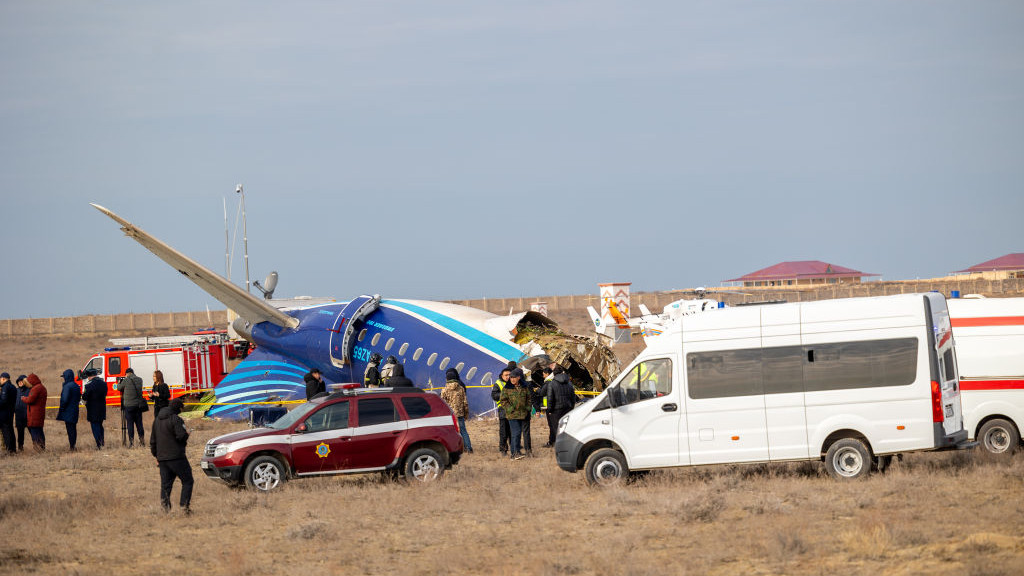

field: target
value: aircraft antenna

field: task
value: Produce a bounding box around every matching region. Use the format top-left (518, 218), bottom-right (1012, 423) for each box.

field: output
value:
top-left (237, 184), bottom-right (251, 294)
top-left (223, 197), bottom-right (230, 281)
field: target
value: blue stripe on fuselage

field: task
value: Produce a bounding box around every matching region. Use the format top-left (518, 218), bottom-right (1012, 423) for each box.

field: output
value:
top-left (381, 300), bottom-right (522, 361)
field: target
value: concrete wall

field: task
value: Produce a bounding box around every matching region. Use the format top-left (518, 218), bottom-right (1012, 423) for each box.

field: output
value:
top-left (2, 310), bottom-right (229, 337)
top-left (4, 276), bottom-right (1022, 337)
top-left (447, 277), bottom-right (1024, 315)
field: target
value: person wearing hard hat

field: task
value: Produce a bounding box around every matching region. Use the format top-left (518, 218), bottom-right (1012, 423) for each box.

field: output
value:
top-left (364, 353), bottom-right (383, 388)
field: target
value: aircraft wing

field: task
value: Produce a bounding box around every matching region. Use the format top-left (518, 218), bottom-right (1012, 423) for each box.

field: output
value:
top-left (91, 203), bottom-right (299, 330)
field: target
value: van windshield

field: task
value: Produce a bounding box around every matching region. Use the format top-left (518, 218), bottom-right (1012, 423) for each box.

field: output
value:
top-left (268, 402), bottom-right (320, 430)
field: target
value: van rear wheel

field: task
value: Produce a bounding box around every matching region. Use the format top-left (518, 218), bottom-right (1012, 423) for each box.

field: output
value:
top-left (978, 419), bottom-right (1020, 455)
top-left (825, 438), bottom-right (871, 480)
top-left (584, 448), bottom-right (628, 487)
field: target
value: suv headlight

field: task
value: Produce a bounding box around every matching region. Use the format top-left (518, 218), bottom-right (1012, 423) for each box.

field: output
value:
top-left (214, 444), bottom-right (229, 458)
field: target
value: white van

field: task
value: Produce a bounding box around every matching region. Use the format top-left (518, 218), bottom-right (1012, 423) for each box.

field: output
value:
top-left (555, 293), bottom-right (971, 483)
top-left (947, 296), bottom-right (1024, 454)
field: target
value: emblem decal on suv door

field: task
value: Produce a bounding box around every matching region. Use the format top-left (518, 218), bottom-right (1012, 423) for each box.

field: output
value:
top-left (316, 443), bottom-right (330, 458)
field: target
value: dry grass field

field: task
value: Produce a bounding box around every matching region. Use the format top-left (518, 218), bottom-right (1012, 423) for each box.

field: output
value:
top-left (2, 330), bottom-right (1024, 575)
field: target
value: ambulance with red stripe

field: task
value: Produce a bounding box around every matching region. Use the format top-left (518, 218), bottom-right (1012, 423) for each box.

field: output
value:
top-left (948, 297), bottom-right (1024, 454)
top-left (76, 330), bottom-right (240, 405)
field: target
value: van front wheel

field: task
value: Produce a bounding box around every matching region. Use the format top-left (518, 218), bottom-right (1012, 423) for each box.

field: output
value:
top-left (584, 448), bottom-right (628, 487)
top-left (825, 438), bottom-right (871, 480)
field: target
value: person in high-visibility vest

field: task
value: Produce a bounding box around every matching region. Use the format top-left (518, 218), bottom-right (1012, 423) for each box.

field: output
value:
top-left (490, 365), bottom-right (513, 455)
top-left (364, 353), bottom-right (382, 388)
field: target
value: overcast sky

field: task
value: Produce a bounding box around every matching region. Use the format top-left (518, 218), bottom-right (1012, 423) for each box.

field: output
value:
top-left (1, 1), bottom-right (1021, 318)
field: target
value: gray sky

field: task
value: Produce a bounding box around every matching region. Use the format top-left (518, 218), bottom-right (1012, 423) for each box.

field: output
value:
top-left (2, 1), bottom-right (1022, 318)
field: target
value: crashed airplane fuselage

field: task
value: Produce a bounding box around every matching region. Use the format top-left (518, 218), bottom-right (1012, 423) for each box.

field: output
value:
top-left (91, 204), bottom-right (619, 420)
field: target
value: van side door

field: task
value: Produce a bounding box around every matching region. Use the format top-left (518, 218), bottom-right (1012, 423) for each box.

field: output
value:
top-left (684, 345), bottom-right (771, 465)
top-left (762, 306), bottom-right (810, 460)
top-left (609, 356), bottom-right (684, 469)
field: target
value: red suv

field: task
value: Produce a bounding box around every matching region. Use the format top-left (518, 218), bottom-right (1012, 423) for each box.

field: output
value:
top-left (200, 387), bottom-right (464, 491)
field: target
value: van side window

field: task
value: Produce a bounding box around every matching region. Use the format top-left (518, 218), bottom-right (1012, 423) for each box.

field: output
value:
top-left (108, 357), bottom-right (121, 376)
top-left (687, 349), bottom-right (763, 399)
top-left (617, 359), bottom-right (672, 405)
top-left (304, 401), bottom-right (350, 433)
top-left (687, 337), bottom-right (920, 399)
top-left (803, 338), bottom-right (918, 391)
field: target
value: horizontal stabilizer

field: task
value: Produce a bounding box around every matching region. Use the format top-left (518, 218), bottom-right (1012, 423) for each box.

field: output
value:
top-left (91, 203), bottom-right (298, 330)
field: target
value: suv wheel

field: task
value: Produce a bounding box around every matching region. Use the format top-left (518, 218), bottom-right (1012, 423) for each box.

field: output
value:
top-left (404, 447), bottom-right (444, 482)
top-left (244, 455), bottom-right (286, 492)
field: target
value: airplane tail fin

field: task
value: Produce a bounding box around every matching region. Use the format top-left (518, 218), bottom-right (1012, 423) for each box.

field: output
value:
top-left (587, 306), bottom-right (602, 330)
top-left (638, 304), bottom-right (653, 317)
top-left (206, 347), bottom-right (311, 420)
top-left (91, 204), bottom-right (298, 330)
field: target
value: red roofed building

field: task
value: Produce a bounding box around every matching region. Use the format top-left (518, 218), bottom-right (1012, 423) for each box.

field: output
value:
top-left (725, 260), bottom-right (879, 288)
top-left (953, 253), bottom-right (1024, 280)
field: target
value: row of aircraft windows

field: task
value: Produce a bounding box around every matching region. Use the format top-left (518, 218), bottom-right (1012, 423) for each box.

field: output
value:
top-left (356, 328), bottom-right (492, 387)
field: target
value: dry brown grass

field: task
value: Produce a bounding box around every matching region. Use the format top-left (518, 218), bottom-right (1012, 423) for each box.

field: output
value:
top-left (3, 328), bottom-right (1024, 575)
top-left (1, 414), bottom-right (1023, 576)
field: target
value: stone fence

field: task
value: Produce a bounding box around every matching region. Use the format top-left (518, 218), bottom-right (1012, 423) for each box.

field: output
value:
top-left (2, 310), bottom-right (229, 338)
top-left (4, 277), bottom-right (1021, 337)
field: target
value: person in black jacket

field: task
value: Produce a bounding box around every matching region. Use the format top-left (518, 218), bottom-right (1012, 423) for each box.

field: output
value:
top-left (149, 370), bottom-right (171, 421)
top-left (0, 372), bottom-right (16, 453)
top-left (14, 375), bottom-right (30, 451)
top-left (81, 369), bottom-right (107, 449)
top-left (150, 398), bottom-right (193, 514)
top-left (304, 368), bottom-right (326, 400)
top-left (386, 364), bottom-right (415, 387)
top-left (541, 365), bottom-right (577, 447)
top-left (364, 353), bottom-right (382, 388)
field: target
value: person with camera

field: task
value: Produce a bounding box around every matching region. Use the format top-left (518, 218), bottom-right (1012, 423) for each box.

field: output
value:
top-left (117, 367), bottom-right (146, 447)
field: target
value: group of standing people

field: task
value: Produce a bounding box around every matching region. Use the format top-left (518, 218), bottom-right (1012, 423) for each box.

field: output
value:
top-left (0, 368), bottom-right (173, 453)
top-left (0, 372), bottom-right (50, 452)
top-left (0, 367), bottom-right (192, 513)
top-left (492, 361), bottom-right (578, 460)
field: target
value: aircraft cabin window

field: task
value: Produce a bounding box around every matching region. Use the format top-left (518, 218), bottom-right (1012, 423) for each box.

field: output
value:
top-left (455, 362), bottom-right (465, 374)
top-left (385, 337), bottom-right (395, 351)
top-left (399, 343), bottom-right (409, 356)
top-left (481, 372), bottom-right (493, 386)
top-left (371, 333), bottom-right (381, 347)
top-left (466, 367), bottom-right (477, 381)
top-left (439, 357), bottom-right (450, 371)
top-left (427, 353), bottom-right (437, 367)
top-left (357, 329), bottom-right (367, 342)
top-left (413, 348), bottom-right (423, 361)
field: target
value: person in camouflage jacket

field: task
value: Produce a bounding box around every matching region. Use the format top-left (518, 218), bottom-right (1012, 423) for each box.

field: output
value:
top-left (499, 368), bottom-right (531, 459)
top-left (441, 368), bottom-right (472, 453)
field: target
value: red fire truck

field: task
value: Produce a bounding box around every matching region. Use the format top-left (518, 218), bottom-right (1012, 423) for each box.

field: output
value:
top-left (77, 330), bottom-right (241, 406)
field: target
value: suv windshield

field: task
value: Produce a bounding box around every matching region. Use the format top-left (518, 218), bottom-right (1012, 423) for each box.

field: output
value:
top-left (268, 402), bottom-right (319, 430)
